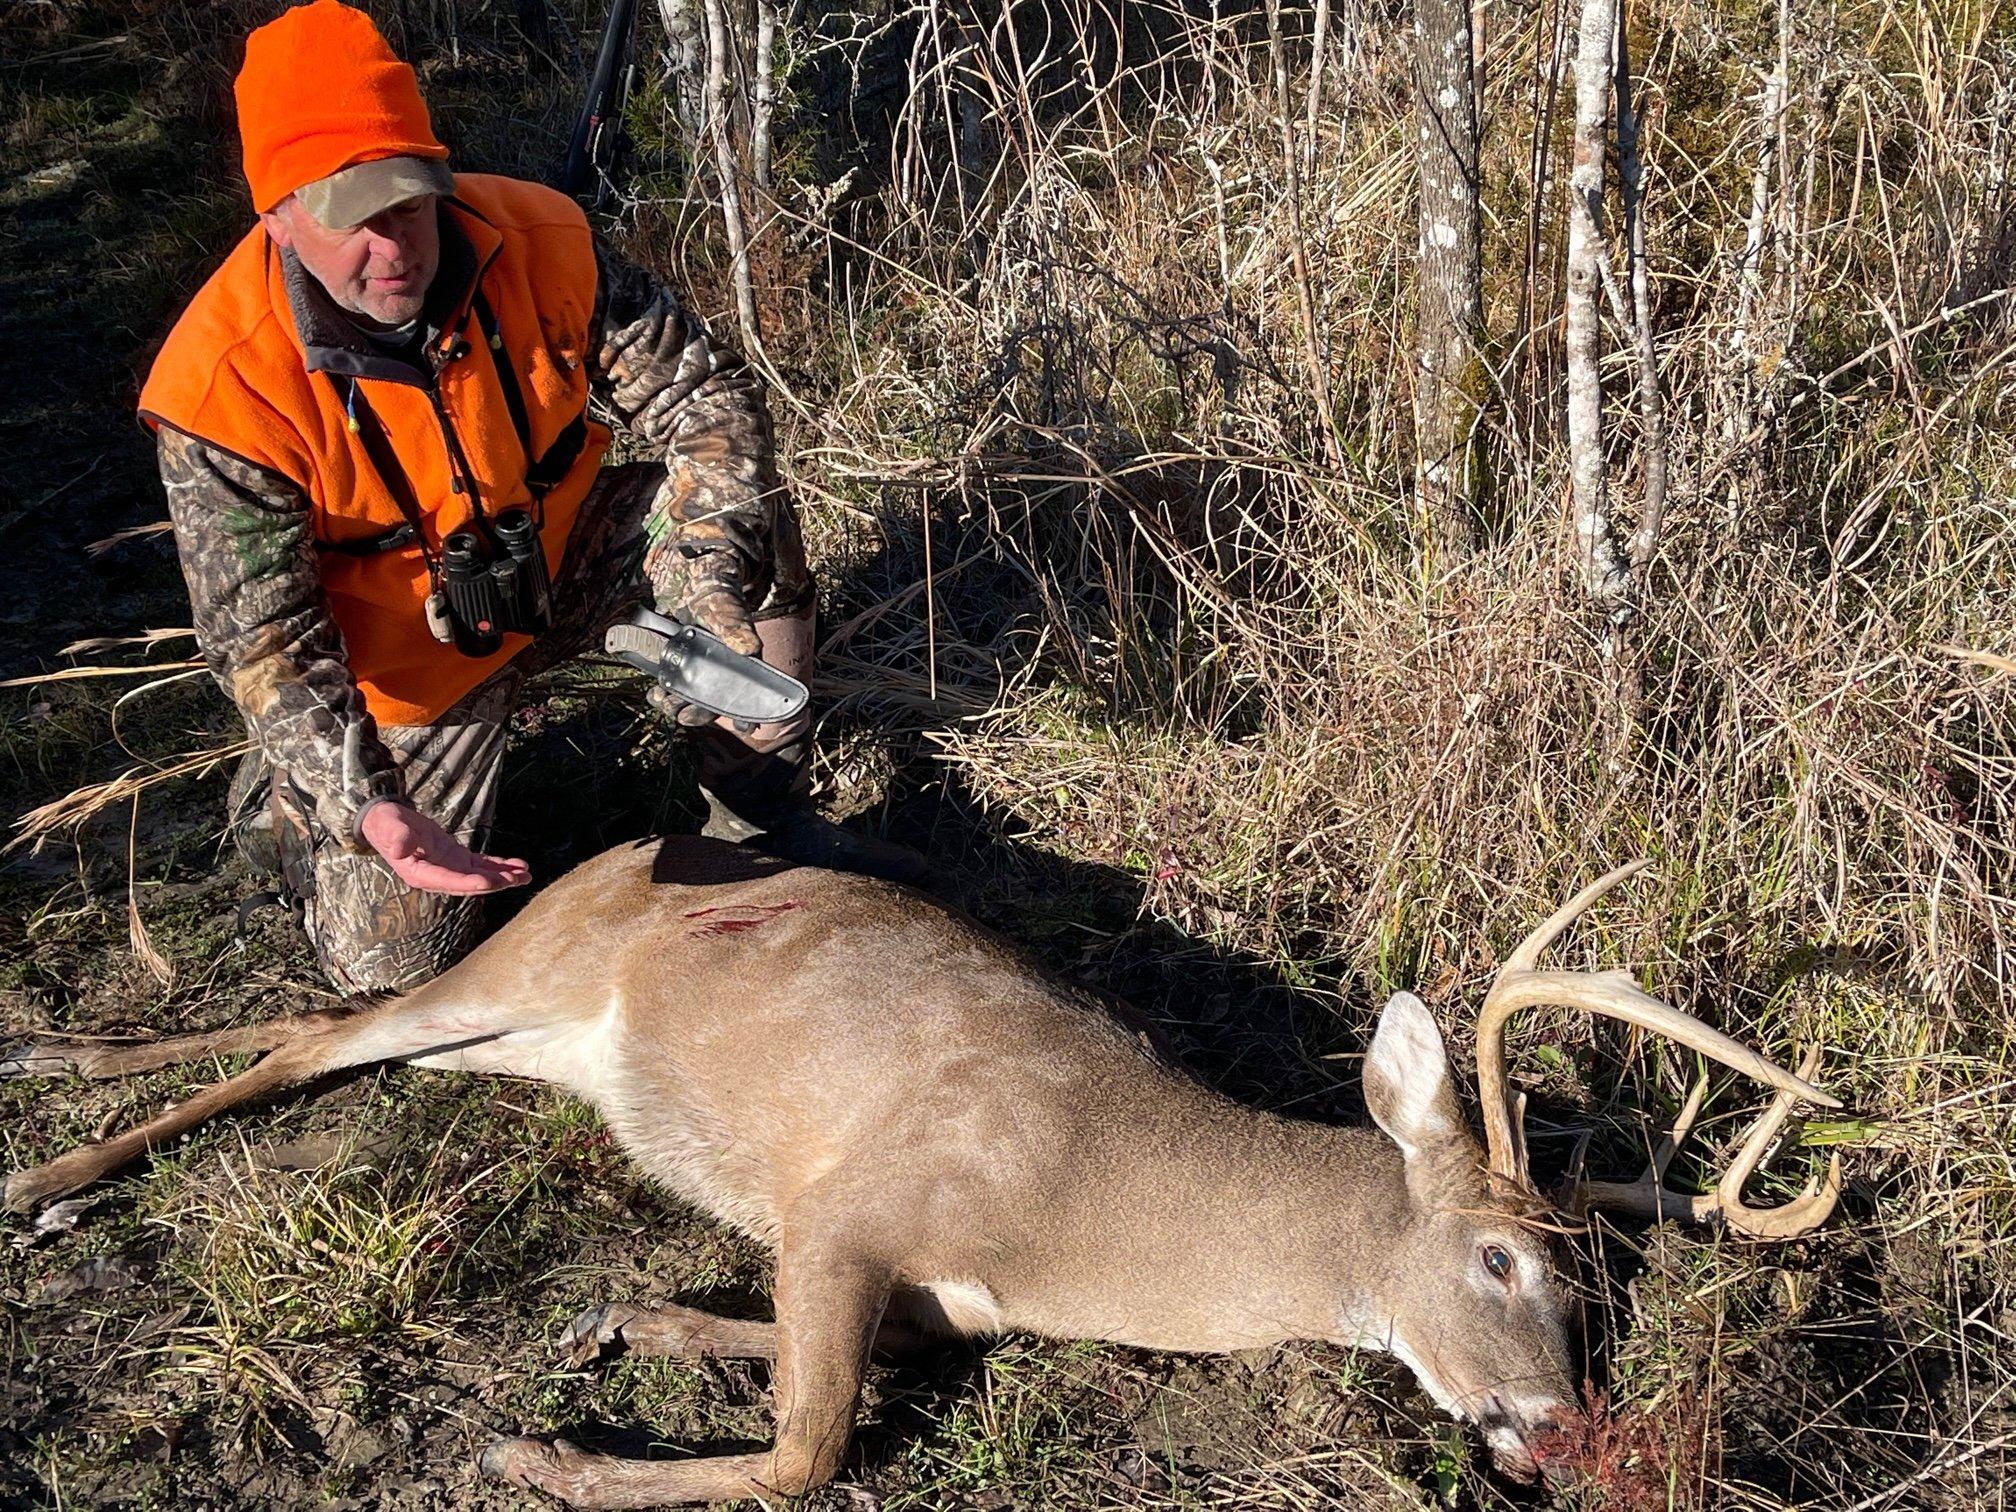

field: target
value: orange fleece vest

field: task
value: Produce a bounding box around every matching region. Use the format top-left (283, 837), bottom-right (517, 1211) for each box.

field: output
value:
top-left (139, 174), bottom-right (612, 726)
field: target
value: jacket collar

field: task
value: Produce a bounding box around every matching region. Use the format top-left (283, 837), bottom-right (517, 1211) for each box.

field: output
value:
top-left (279, 198), bottom-right (499, 386)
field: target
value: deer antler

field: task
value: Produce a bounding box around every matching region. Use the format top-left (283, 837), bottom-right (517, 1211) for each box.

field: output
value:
top-left (1575, 1045), bottom-right (1844, 1239)
top-left (1475, 861), bottom-right (1844, 1238)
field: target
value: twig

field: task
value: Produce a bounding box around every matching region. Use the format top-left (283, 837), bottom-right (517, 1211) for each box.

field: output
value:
top-left (1723, 1), bottom-right (1788, 458)
top-left (1812, 286), bottom-right (2015, 392)
top-left (1837, 1431), bottom-right (2016, 1512)
top-left (700, 0), bottom-right (764, 355)
top-left (1262, 0), bottom-right (1347, 474)
top-left (1301, 0), bottom-right (1332, 176)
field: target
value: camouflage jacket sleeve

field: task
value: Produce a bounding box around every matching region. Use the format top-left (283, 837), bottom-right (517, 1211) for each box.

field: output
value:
top-left (159, 427), bottom-right (404, 847)
top-left (586, 238), bottom-right (780, 639)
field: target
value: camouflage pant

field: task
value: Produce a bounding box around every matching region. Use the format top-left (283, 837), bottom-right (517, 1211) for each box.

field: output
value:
top-left (235, 462), bottom-right (813, 995)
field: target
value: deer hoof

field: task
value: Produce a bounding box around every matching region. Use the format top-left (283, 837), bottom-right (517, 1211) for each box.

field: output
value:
top-left (1, 1169), bottom-right (45, 1216)
top-left (0, 1043), bottom-right (73, 1080)
top-left (479, 1436), bottom-right (586, 1495)
top-left (558, 1302), bottom-right (639, 1367)
top-left (478, 1436), bottom-right (532, 1479)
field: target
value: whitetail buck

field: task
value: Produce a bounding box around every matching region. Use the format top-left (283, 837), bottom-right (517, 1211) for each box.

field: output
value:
top-left (3, 846), bottom-right (1841, 1505)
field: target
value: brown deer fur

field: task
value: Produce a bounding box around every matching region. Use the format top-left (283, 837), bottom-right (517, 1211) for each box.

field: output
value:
top-left (4, 837), bottom-right (1590, 1505)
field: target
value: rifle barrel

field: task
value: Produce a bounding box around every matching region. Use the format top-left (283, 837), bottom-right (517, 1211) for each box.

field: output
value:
top-left (559, 0), bottom-right (638, 196)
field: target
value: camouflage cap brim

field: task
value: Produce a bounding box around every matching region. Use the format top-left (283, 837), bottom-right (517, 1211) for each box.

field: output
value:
top-left (296, 155), bottom-right (454, 231)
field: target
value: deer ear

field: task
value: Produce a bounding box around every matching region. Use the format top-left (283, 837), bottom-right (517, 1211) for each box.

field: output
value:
top-left (1364, 992), bottom-right (1462, 1160)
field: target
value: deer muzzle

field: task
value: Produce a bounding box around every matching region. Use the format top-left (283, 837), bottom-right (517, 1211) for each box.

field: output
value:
top-left (1477, 1395), bottom-right (1589, 1485)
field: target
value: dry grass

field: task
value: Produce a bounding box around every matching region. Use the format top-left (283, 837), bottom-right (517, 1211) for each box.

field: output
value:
top-left (3, 0), bottom-right (2014, 1506)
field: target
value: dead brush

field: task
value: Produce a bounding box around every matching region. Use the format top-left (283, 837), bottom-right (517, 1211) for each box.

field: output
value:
top-left (1533, 1385), bottom-right (1711, 1511)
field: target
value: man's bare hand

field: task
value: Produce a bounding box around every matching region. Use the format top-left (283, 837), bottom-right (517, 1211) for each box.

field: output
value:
top-left (360, 801), bottom-right (530, 895)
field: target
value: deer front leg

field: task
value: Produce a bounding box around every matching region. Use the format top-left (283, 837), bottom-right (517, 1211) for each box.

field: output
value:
top-left (559, 1301), bottom-right (779, 1367)
top-left (484, 1240), bottom-right (889, 1508)
top-left (558, 1285), bottom-right (953, 1369)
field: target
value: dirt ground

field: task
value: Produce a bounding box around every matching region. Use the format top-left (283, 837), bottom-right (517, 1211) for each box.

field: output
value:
top-left (1, 4), bottom-right (2003, 1512)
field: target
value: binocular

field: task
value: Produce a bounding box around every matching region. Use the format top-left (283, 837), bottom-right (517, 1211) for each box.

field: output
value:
top-left (435, 508), bottom-right (554, 657)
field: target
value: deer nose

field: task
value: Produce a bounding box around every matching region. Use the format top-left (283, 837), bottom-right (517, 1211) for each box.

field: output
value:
top-left (1480, 1395), bottom-right (1588, 1485)
top-left (1475, 1394), bottom-right (1518, 1436)
top-left (1525, 1403), bottom-right (1590, 1486)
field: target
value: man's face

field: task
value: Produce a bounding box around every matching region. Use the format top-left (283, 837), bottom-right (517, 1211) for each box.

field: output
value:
top-left (261, 193), bottom-right (440, 328)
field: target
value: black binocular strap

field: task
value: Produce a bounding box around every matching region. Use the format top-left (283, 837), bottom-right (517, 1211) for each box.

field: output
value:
top-left (314, 296), bottom-right (592, 562)
top-left (472, 290), bottom-right (590, 510)
top-left (315, 377), bottom-right (433, 569)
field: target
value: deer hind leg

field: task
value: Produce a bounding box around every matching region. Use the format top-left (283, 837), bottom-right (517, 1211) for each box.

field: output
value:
top-left (485, 1239), bottom-right (889, 1508)
top-left (4, 1025), bottom-right (349, 1213)
top-left (3, 980), bottom-right (572, 1213)
top-left (0, 1009), bottom-right (351, 1082)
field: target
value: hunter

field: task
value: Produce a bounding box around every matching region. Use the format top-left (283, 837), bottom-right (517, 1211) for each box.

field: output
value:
top-left (141, 1), bottom-right (918, 994)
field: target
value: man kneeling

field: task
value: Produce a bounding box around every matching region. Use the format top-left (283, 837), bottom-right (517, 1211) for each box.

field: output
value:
top-left (141, 0), bottom-right (918, 993)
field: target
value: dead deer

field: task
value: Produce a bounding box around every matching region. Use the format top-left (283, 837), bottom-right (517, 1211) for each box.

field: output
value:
top-left (2, 846), bottom-right (1841, 1505)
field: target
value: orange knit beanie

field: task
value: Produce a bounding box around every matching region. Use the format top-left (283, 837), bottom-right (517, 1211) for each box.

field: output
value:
top-left (235, 1), bottom-right (449, 213)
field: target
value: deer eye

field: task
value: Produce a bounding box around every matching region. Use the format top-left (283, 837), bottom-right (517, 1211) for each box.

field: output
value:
top-left (1480, 1243), bottom-right (1515, 1281)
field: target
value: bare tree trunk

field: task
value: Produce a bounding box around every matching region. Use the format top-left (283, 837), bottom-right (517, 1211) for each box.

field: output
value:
top-left (1615, 6), bottom-right (1666, 574)
top-left (751, 0), bottom-right (779, 190)
top-left (1413, 0), bottom-right (1486, 553)
top-left (1517, 0), bottom-right (1569, 448)
top-left (1564, 0), bottom-right (1629, 619)
top-left (701, 0), bottom-right (764, 353)
top-left (657, 0), bottom-right (707, 137)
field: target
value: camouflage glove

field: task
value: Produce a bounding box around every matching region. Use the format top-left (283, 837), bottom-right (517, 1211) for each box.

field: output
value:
top-left (648, 678), bottom-right (724, 728)
top-left (598, 239), bottom-right (781, 733)
top-left (666, 539), bottom-right (760, 655)
top-left (643, 537), bottom-right (761, 728)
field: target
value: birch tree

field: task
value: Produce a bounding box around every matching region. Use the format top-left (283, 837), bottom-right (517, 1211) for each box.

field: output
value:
top-left (660, 0), bottom-right (781, 360)
top-left (1563, 0), bottom-right (1667, 631)
top-left (657, 0), bottom-right (708, 136)
top-left (1413, 0), bottom-right (1485, 552)
top-left (1563, 0), bottom-right (1629, 620)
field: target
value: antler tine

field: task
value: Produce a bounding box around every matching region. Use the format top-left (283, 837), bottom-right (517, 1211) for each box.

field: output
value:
top-left (1578, 1046), bottom-right (1842, 1238)
top-left (1476, 860), bottom-right (1842, 1189)
top-left (1649, 1074), bottom-right (1710, 1182)
top-left (1500, 859), bottom-right (1655, 976)
top-left (1714, 1045), bottom-right (1844, 1239)
top-left (1477, 861), bottom-right (1656, 1186)
top-left (1574, 1077), bottom-right (1718, 1223)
